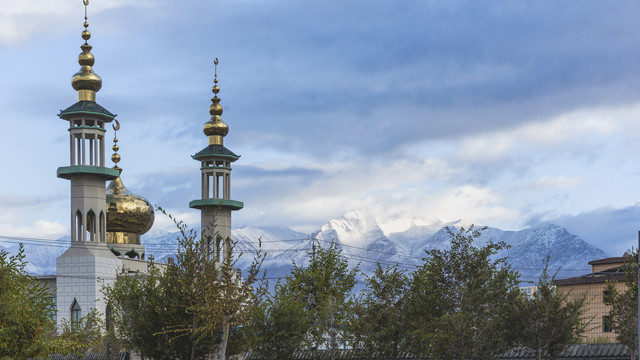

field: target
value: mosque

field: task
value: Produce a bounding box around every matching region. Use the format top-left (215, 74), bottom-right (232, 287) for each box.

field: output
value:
top-left (38, 1), bottom-right (243, 330)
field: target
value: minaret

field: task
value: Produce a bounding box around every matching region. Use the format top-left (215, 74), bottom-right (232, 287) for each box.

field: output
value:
top-left (189, 59), bottom-right (243, 262)
top-left (55, 1), bottom-right (121, 329)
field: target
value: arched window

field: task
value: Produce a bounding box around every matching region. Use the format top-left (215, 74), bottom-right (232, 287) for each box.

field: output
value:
top-left (71, 299), bottom-right (81, 330)
top-left (75, 210), bottom-right (83, 242)
top-left (99, 211), bottom-right (105, 242)
top-left (87, 210), bottom-right (96, 242)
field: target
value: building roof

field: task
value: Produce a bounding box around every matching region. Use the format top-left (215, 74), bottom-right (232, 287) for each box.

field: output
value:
top-left (588, 256), bottom-right (631, 266)
top-left (553, 266), bottom-right (626, 286)
top-left (192, 144), bottom-right (240, 161)
top-left (58, 100), bottom-right (116, 121)
top-left (246, 344), bottom-right (631, 359)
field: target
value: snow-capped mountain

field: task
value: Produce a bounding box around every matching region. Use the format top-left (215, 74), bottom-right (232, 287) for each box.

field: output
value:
top-left (0, 211), bottom-right (609, 286)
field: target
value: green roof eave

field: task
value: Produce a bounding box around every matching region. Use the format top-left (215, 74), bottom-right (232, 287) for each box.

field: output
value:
top-left (58, 101), bottom-right (116, 121)
top-left (57, 166), bottom-right (120, 180)
top-left (189, 199), bottom-right (244, 210)
top-left (192, 144), bottom-right (240, 161)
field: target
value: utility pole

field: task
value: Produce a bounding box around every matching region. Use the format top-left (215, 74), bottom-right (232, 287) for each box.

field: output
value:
top-left (308, 237), bottom-right (317, 262)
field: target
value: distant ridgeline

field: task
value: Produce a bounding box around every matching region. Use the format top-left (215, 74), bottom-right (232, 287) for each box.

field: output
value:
top-left (4, 215), bottom-right (608, 287)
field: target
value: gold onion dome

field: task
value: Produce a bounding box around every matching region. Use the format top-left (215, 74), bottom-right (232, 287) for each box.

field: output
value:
top-left (106, 177), bottom-right (155, 235)
top-left (203, 59), bottom-right (229, 140)
top-left (71, 11), bottom-right (102, 94)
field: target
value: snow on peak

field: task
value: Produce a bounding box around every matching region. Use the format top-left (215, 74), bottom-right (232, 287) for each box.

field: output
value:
top-left (313, 210), bottom-right (385, 247)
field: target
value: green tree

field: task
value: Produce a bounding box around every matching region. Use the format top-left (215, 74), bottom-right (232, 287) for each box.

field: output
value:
top-left (289, 242), bottom-right (358, 360)
top-left (604, 252), bottom-right (638, 359)
top-left (518, 257), bottom-right (588, 360)
top-left (0, 245), bottom-right (55, 360)
top-left (246, 280), bottom-right (312, 360)
top-left (54, 308), bottom-right (105, 356)
top-left (351, 264), bottom-right (410, 359)
top-left (405, 226), bottom-right (522, 360)
top-left (103, 260), bottom-right (216, 360)
top-left (154, 209), bottom-right (266, 360)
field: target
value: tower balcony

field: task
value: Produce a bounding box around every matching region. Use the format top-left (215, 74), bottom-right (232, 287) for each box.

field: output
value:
top-left (189, 198), bottom-right (244, 210)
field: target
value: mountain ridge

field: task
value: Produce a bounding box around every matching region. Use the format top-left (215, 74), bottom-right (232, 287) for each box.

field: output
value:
top-left (0, 213), bottom-right (610, 285)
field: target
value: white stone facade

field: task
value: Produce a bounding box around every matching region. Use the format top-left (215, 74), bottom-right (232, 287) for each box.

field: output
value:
top-left (55, 242), bottom-right (121, 328)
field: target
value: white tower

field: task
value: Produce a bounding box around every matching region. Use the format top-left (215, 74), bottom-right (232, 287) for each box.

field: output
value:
top-left (55, 3), bottom-right (121, 329)
top-left (189, 59), bottom-right (243, 262)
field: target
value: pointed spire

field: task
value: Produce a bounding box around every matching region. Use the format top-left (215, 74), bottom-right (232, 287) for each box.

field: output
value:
top-left (203, 58), bottom-right (229, 145)
top-left (71, 0), bottom-right (102, 102)
top-left (111, 120), bottom-right (122, 173)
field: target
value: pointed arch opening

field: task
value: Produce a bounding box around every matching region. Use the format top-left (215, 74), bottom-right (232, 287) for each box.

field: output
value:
top-left (75, 210), bottom-right (83, 242)
top-left (99, 211), bottom-right (105, 242)
top-left (87, 210), bottom-right (96, 242)
top-left (70, 299), bottom-right (81, 330)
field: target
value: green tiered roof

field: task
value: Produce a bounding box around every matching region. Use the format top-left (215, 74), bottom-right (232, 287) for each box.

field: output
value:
top-left (192, 144), bottom-right (240, 161)
top-left (58, 101), bottom-right (116, 121)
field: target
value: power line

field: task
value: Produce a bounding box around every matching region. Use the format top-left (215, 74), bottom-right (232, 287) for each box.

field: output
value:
top-left (0, 235), bottom-right (595, 273)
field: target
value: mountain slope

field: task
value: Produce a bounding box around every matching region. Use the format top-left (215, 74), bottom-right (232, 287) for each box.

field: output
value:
top-left (0, 214), bottom-right (609, 285)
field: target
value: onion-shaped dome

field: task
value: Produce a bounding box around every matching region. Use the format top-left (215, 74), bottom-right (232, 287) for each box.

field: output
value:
top-left (202, 59), bottom-right (229, 143)
top-left (71, 22), bottom-right (102, 93)
top-left (106, 177), bottom-right (154, 236)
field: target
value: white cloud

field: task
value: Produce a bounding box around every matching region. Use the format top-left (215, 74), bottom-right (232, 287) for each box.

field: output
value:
top-left (0, 0), bottom-right (153, 45)
top-left (534, 175), bottom-right (582, 189)
top-left (0, 220), bottom-right (67, 239)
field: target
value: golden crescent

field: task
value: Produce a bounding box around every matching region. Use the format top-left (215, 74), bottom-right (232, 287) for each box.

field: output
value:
top-left (214, 58), bottom-right (219, 65)
top-left (83, 0), bottom-right (89, 5)
top-left (112, 119), bottom-right (120, 131)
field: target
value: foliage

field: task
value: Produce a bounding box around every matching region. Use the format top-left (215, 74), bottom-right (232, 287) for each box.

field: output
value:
top-left (351, 264), bottom-right (410, 359)
top-left (54, 308), bottom-right (105, 355)
top-left (404, 225), bottom-right (522, 360)
top-left (103, 258), bottom-right (216, 360)
top-left (604, 251), bottom-right (638, 359)
top-left (517, 256), bottom-right (588, 360)
top-left (245, 280), bottom-right (312, 359)
top-left (180, 218), bottom-right (267, 360)
top-left (0, 245), bottom-right (55, 360)
top-left (289, 242), bottom-right (358, 359)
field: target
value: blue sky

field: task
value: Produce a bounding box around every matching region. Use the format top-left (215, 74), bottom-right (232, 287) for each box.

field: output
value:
top-left (2, 0), bottom-right (640, 255)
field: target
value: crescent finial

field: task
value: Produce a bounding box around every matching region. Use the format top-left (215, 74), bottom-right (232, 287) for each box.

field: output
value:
top-left (113, 119), bottom-right (120, 131)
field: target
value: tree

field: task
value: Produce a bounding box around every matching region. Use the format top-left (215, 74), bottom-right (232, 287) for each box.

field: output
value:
top-left (404, 226), bottom-right (522, 360)
top-left (604, 251), bottom-right (638, 359)
top-left (54, 308), bottom-right (106, 356)
top-left (518, 256), bottom-right (588, 360)
top-left (288, 242), bottom-right (358, 360)
top-left (103, 260), bottom-right (216, 360)
top-left (0, 245), bottom-right (55, 360)
top-left (152, 209), bottom-right (266, 360)
top-left (351, 264), bottom-right (410, 359)
top-left (245, 280), bottom-right (312, 360)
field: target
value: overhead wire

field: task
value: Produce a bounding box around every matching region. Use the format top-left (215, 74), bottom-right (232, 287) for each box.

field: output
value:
top-left (0, 234), bottom-right (594, 273)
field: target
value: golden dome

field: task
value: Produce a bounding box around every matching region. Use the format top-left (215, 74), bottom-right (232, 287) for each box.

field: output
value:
top-left (203, 118), bottom-right (229, 137)
top-left (203, 58), bottom-right (229, 144)
top-left (71, 10), bottom-right (102, 98)
top-left (106, 177), bottom-right (154, 237)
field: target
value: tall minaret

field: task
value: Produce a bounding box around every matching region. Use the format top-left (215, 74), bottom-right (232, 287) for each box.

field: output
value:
top-left (189, 59), bottom-right (243, 262)
top-left (55, 1), bottom-right (121, 329)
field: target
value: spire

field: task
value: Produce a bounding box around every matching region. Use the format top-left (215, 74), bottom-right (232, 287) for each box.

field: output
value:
top-left (71, 0), bottom-right (102, 102)
top-left (111, 120), bottom-right (122, 173)
top-left (203, 58), bottom-right (229, 145)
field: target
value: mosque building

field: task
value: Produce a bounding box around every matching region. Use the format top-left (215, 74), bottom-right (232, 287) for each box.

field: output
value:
top-left (38, 1), bottom-right (242, 330)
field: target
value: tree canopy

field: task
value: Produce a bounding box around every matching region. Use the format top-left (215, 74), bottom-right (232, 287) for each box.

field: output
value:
top-left (404, 226), bottom-right (522, 360)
